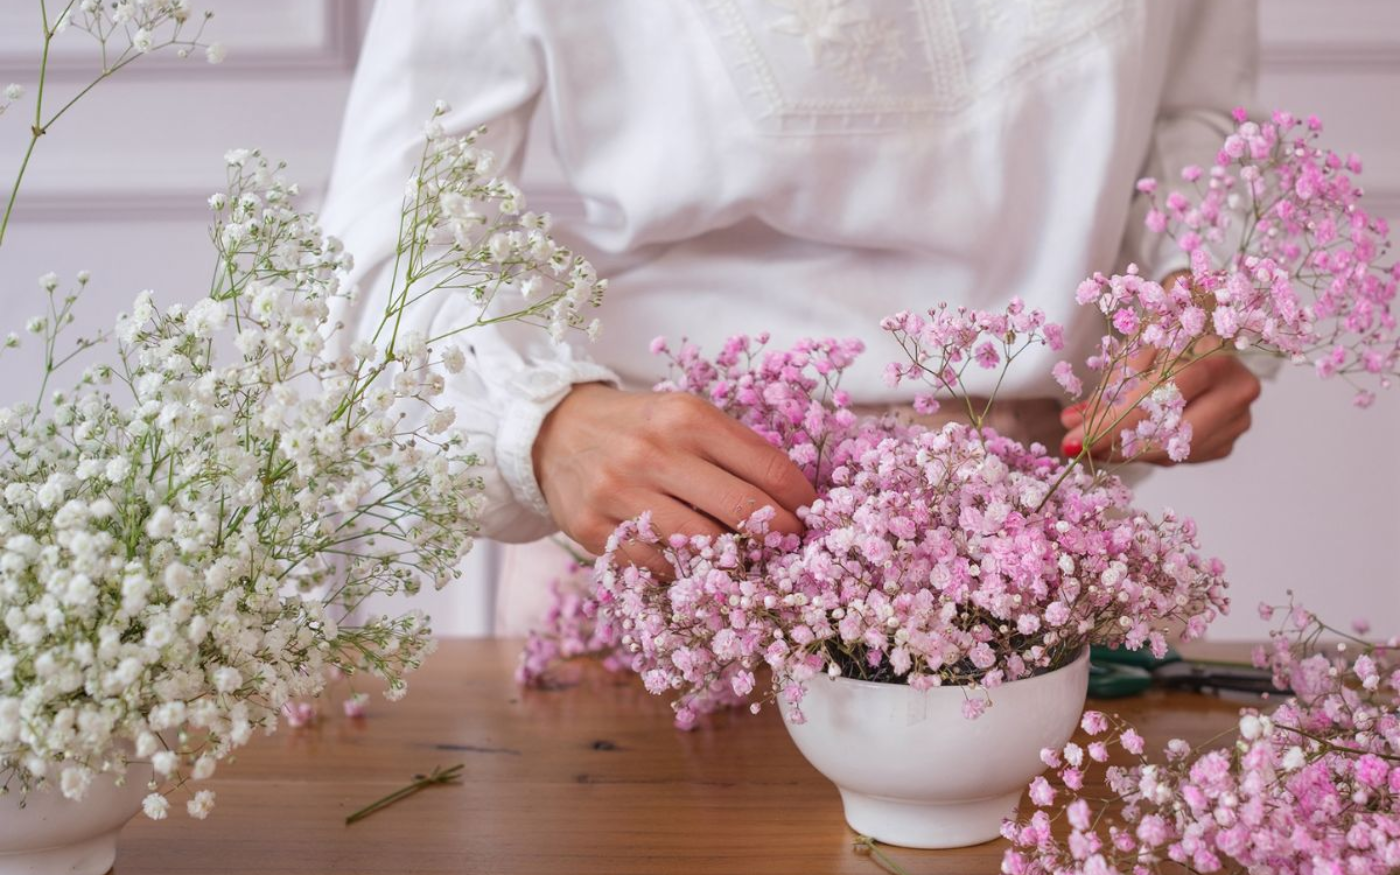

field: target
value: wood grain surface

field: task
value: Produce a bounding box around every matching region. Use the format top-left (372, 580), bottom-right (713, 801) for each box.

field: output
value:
top-left (114, 639), bottom-right (1258, 874)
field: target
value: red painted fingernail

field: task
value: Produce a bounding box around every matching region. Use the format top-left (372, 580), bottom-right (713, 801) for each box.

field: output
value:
top-left (1067, 401), bottom-right (1088, 415)
top-left (1062, 439), bottom-right (1083, 458)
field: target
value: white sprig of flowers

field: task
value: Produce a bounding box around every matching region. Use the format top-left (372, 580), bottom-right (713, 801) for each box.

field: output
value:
top-left (0, 97), bottom-right (604, 819)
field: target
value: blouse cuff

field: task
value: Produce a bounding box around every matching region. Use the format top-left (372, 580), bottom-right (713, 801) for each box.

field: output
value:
top-left (495, 359), bottom-right (621, 520)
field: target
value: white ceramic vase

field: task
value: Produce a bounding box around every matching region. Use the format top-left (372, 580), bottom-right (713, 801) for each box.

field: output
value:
top-left (779, 647), bottom-right (1089, 849)
top-left (0, 765), bottom-right (151, 875)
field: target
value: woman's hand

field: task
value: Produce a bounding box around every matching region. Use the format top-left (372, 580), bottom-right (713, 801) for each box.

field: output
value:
top-left (1060, 270), bottom-right (1262, 465)
top-left (1059, 342), bottom-right (1262, 465)
top-left (532, 383), bottom-right (817, 571)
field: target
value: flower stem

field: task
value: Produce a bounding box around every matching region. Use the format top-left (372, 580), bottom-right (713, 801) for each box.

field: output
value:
top-left (344, 763), bottom-right (464, 825)
top-left (0, 2), bottom-right (55, 249)
top-left (852, 835), bottom-right (911, 875)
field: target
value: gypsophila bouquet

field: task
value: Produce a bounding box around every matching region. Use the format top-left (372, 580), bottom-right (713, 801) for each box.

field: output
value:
top-left (1002, 606), bottom-right (1400, 874)
top-left (521, 109), bottom-right (1397, 730)
top-left (523, 328), bottom-right (1228, 728)
top-left (1044, 108), bottom-right (1396, 467)
top-left (0, 103), bottom-right (603, 818)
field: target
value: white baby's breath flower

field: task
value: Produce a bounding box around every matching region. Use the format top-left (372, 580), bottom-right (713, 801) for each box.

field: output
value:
top-left (185, 298), bottom-right (228, 338)
top-left (151, 751), bottom-right (178, 777)
top-left (132, 28), bottom-right (153, 53)
top-left (143, 793), bottom-right (170, 820)
top-left (427, 408), bottom-right (456, 434)
top-left (144, 505), bottom-right (175, 539)
top-left (205, 42), bottom-right (227, 65)
top-left (187, 790), bottom-right (215, 819)
top-left (213, 666), bottom-right (242, 694)
top-left (60, 765), bottom-right (93, 801)
top-left (192, 755), bottom-right (216, 780)
top-left (1281, 745), bottom-right (1307, 771)
top-left (3, 84), bottom-right (23, 101)
top-left (441, 345), bottom-right (466, 374)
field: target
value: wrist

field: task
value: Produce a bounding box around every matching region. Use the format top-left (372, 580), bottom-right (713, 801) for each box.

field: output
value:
top-left (532, 382), bottom-right (615, 497)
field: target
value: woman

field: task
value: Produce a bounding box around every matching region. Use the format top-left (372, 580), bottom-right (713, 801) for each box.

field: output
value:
top-left (321, 0), bottom-right (1263, 633)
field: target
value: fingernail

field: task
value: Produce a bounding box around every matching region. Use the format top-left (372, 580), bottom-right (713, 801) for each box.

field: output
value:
top-left (1064, 401), bottom-right (1088, 417)
top-left (1062, 439), bottom-right (1083, 458)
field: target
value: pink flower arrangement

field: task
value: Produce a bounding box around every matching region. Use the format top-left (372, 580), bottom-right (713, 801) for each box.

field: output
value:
top-left (581, 328), bottom-right (1227, 728)
top-left (1003, 606), bottom-right (1400, 874)
top-left (520, 110), bottom-right (1398, 734)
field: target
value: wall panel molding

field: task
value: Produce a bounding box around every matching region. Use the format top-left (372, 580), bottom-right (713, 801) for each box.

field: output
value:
top-left (1262, 43), bottom-right (1400, 73)
top-left (12, 184), bottom-right (1400, 227)
top-left (0, 0), bottom-right (363, 80)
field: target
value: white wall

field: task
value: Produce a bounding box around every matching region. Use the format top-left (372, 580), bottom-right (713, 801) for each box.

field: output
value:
top-left (0, 0), bottom-right (1397, 639)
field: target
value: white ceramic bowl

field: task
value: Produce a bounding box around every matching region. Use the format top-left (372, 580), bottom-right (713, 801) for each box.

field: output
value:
top-left (0, 765), bottom-right (151, 875)
top-left (779, 648), bottom-right (1089, 849)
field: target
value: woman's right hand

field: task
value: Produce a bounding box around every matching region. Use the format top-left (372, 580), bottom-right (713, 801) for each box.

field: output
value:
top-left (532, 383), bottom-right (817, 572)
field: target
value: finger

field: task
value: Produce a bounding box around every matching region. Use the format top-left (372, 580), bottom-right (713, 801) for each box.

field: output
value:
top-left (625, 492), bottom-right (727, 543)
top-left (670, 456), bottom-right (804, 535)
top-left (607, 493), bottom-right (734, 581)
top-left (1079, 351), bottom-right (1227, 459)
top-left (1060, 401), bottom-right (1088, 430)
top-left (1083, 404), bottom-right (1146, 459)
top-left (1120, 372), bottom-right (1257, 465)
top-left (696, 416), bottom-right (818, 513)
top-left (612, 539), bottom-right (675, 581)
top-left (1132, 409), bottom-right (1251, 466)
top-left (1180, 400), bottom-right (1255, 463)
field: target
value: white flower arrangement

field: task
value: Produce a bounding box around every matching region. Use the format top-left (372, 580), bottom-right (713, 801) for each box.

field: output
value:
top-left (0, 97), bottom-right (604, 818)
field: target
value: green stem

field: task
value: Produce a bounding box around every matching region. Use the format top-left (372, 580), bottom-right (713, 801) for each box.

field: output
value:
top-left (852, 836), bottom-right (911, 875)
top-left (344, 763), bottom-right (464, 826)
top-left (0, 2), bottom-right (55, 248)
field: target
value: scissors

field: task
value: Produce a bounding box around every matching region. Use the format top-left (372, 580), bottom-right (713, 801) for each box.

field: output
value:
top-left (1088, 645), bottom-right (1286, 699)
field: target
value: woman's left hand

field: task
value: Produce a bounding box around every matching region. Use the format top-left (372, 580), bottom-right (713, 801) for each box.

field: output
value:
top-left (1058, 349), bottom-right (1261, 464)
top-left (1058, 271), bottom-right (1263, 465)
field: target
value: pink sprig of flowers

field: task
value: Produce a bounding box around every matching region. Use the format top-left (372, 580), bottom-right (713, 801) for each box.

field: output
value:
top-left (1003, 605), bottom-right (1400, 875)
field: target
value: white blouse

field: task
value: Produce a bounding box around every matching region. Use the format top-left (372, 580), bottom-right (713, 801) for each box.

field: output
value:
top-left (320, 0), bottom-right (1258, 544)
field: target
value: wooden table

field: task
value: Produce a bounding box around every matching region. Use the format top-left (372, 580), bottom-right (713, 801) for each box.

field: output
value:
top-left (115, 639), bottom-right (1254, 874)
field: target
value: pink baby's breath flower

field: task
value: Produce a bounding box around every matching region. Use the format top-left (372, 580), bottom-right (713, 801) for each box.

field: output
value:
top-left (343, 693), bottom-right (370, 719)
top-left (1081, 711), bottom-right (1109, 735)
top-left (1028, 776), bottom-right (1056, 807)
top-left (1120, 727), bottom-right (1145, 755)
top-left (282, 701), bottom-right (316, 728)
top-left (1051, 361), bottom-right (1082, 397)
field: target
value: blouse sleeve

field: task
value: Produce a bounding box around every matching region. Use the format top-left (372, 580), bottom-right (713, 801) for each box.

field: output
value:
top-left (1119, 1), bottom-right (1276, 376)
top-left (320, 0), bottom-right (617, 543)
top-left (1119, 0), bottom-right (1260, 281)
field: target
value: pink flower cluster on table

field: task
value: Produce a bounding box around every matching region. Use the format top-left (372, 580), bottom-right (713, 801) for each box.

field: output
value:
top-left (1004, 607), bottom-right (1400, 875)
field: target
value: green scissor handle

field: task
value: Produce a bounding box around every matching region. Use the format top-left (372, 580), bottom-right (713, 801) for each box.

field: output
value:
top-left (1090, 643), bottom-right (1182, 669)
top-left (1088, 661), bottom-right (1151, 698)
top-left (1087, 644), bottom-right (1183, 698)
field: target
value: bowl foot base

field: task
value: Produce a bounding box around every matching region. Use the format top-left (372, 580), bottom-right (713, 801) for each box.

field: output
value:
top-left (0, 827), bottom-right (120, 875)
top-left (839, 788), bottom-right (1021, 849)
